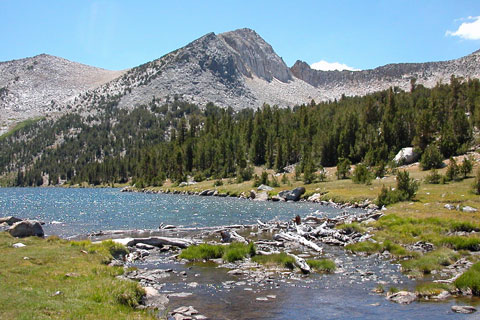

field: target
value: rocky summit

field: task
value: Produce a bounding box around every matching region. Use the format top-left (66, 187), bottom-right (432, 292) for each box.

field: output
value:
top-left (1, 28), bottom-right (480, 135)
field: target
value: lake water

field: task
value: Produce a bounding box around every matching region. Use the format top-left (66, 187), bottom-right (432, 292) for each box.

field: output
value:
top-left (1, 187), bottom-right (479, 319)
top-left (0, 187), bottom-right (358, 237)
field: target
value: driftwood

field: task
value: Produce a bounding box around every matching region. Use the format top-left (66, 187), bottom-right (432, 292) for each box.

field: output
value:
top-left (112, 237), bottom-right (198, 248)
top-left (220, 230), bottom-right (248, 244)
top-left (254, 240), bottom-right (285, 247)
top-left (274, 232), bottom-right (322, 253)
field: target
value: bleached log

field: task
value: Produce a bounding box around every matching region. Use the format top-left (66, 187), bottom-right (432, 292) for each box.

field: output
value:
top-left (220, 230), bottom-right (248, 244)
top-left (112, 237), bottom-right (198, 249)
top-left (274, 232), bottom-right (322, 253)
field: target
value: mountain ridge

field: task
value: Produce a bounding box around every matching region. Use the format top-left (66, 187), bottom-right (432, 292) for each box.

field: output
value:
top-left (1, 28), bottom-right (480, 135)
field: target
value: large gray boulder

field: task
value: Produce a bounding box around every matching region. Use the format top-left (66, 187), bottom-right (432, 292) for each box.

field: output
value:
top-left (393, 147), bottom-right (419, 165)
top-left (278, 187), bottom-right (306, 201)
top-left (8, 220), bottom-right (44, 238)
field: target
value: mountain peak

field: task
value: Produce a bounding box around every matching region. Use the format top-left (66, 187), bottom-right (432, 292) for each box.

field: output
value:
top-left (218, 28), bottom-right (292, 82)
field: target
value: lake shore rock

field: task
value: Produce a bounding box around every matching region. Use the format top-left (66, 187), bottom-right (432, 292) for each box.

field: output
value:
top-left (8, 220), bottom-right (44, 238)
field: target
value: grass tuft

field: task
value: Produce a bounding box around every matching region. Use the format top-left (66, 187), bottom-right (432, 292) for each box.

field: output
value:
top-left (252, 252), bottom-right (296, 269)
top-left (400, 248), bottom-right (459, 275)
top-left (306, 259), bottom-right (336, 272)
top-left (455, 262), bottom-right (480, 295)
top-left (178, 242), bottom-right (256, 262)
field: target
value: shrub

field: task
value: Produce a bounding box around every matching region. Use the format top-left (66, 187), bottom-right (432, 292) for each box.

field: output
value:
top-left (445, 157), bottom-right (459, 181)
top-left (236, 165), bottom-right (253, 183)
top-left (352, 163), bottom-right (372, 184)
top-left (336, 158), bottom-right (351, 179)
top-left (474, 167), bottom-right (480, 195)
top-left (306, 259), bottom-right (336, 272)
top-left (269, 175), bottom-right (280, 187)
top-left (420, 144), bottom-right (444, 170)
top-left (213, 180), bottom-right (223, 187)
top-left (317, 165), bottom-right (327, 182)
top-left (374, 161), bottom-right (386, 178)
top-left (193, 172), bottom-right (205, 182)
top-left (396, 170), bottom-right (419, 200)
top-left (424, 169), bottom-right (442, 184)
top-left (281, 174), bottom-right (289, 185)
top-left (460, 156), bottom-right (473, 178)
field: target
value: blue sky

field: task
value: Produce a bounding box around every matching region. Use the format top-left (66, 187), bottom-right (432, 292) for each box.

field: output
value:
top-left (1, 1), bottom-right (480, 71)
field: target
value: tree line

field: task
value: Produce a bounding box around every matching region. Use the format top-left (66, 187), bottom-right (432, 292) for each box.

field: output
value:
top-left (1, 76), bottom-right (479, 187)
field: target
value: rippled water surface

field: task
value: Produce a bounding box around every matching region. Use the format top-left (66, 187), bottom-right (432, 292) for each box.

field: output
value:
top-left (0, 187), bottom-right (357, 237)
top-left (2, 187), bottom-right (480, 319)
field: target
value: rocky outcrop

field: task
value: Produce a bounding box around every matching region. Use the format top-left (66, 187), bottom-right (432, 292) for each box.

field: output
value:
top-left (8, 220), bottom-right (44, 237)
top-left (278, 187), bottom-right (306, 201)
top-left (291, 50), bottom-right (480, 101)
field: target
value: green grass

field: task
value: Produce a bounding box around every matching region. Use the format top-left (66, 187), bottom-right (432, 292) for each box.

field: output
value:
top-left (0, 232), bottom-right (153, 320)
top-left (0, 117), bottom-right (44, 140)
top-left (455, 262), bottom-right (480, 295)
top-left (252, 252), bottom-right (296, 270)
top-left (336, 222), bottom-right (366, 234)
top-left (345, 241), bottom-right (382, 254)
top-left (178, 242), bottom-right (255, 262)
top-left (345, 239), bottom-right (413, 258)
top-left (70, 239), bottom-right (129, 264)
top-left (415, 282), bottom-right (454, 296)
top-left (400, 248), bottom-right (459, 275)
top-left (441, 236), bottom-right (480, 251)
top-left (306, 259), bottom-right (336, 273)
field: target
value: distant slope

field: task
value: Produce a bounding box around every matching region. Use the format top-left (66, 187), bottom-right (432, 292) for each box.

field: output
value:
top-left (291, 50), bottom-right (480, 100)
top-left (0, 54), bottom-right (125, 134)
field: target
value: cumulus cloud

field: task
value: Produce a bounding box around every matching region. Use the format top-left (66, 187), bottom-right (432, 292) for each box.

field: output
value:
top-left (310, 60), bottom-right (360, 71)
top-left (446, 16), bottom-right (480, 40)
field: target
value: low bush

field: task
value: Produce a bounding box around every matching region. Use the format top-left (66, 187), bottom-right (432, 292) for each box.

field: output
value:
top-left (352, 163), bottom-right (372, 184)
top-left (377, 170), bottom-right (418, 206)
top-left (424, 169), bottom-right (442, 184)
top-left (420, 144), bottom-right (443, 170)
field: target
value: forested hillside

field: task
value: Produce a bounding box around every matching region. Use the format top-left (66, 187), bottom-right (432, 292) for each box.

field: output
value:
top-left (1, 76), bottom-right (479, 187)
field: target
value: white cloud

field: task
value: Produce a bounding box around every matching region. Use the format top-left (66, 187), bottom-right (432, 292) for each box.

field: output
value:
top-left (310, 60), bottom-right (360, 71)
top-left (446, 16), bottom-right (480, 40)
